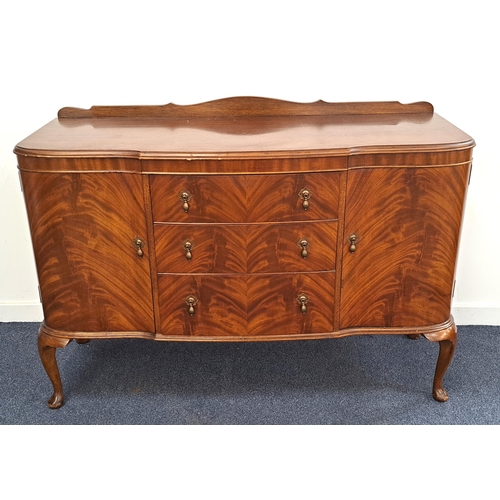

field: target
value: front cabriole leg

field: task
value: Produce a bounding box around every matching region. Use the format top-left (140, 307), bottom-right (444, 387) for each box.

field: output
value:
top-left (38, 324), bottom-right (71, 409)
top-left (423, 320), bottom-right (457, 402)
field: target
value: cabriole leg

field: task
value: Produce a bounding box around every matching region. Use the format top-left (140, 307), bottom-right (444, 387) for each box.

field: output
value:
top-left (423, 321), bottom-right (457, 402)
top-left (38, 326), bottom-right (71, 409)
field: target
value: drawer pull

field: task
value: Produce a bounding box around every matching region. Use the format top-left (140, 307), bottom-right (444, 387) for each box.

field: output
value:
top-left (297, 238), bottom-right (310, 259)
top-left (298, 187), bottom-right (312, 210)
top-left (185, 295), bottom-right (198, 316)
top-left (178, 190), bottom-right (192, 212)
top-left (182, 240), bottom-right (194, 260)
top-left (296, 293), bottom-right (309, 314)
top-left (132, 237), bottom-right (145, 258)
top-left (348, 233), bottom-right (359, 253)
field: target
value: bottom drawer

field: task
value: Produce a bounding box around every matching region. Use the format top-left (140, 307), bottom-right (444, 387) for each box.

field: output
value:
top-left (157, 273), bottom-right (335, 338)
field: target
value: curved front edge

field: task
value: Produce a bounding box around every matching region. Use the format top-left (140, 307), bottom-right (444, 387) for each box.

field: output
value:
top-left (38, 323), bottom-right (71, 409)
top-left (423, 318), bottom-right (457, 402)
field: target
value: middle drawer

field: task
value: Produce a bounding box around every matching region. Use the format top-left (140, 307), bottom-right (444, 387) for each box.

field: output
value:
top-left (154, 221), bottom-right (337, 273)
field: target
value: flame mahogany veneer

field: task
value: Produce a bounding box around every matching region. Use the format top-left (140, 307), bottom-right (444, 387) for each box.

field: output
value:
top-left (15, 97), bottom-right (474, 408)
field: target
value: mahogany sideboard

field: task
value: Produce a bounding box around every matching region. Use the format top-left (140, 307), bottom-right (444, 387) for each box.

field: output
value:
top-left (14, 97), bottom-right (474, 408)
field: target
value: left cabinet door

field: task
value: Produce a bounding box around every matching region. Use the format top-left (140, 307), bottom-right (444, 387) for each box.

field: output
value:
top-left (21, 172), bottom-right (155, 333)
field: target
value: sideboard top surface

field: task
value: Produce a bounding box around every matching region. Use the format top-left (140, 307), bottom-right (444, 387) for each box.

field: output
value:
top-left (14, 97), bottom-right (474, 161)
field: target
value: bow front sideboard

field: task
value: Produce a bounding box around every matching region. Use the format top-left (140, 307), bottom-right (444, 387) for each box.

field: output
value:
top-left (14, 97), bottom-right (474, 408)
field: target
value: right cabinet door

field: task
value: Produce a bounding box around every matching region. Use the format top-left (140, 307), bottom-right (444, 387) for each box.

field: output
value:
top-left (340, 165), bottom-right (470, 329)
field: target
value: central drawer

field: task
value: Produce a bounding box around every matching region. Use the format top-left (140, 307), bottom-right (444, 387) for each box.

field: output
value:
top-left (154, 221), bottom-right (337, 273)
top-left (150, 173), bottom-right (341, 223)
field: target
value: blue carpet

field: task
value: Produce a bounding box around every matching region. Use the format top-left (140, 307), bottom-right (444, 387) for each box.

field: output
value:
top-left (1, 322), bottom-right (498, 424)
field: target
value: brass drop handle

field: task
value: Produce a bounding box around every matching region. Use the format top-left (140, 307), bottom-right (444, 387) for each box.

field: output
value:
top-left (298, 187), bottom-right (312, 211)
top-left (133, 237), bottom-right (145, 258)
top-left (182, 240), bottom-right (194, 260)
top-left (186, 295), bottom-right (198, 316)
top-left (178, 190), bottom-right (192, 213)
top-left (348, 233), bottom-right (359, 253)
top-left (297, 238), bottom-right (310, 259)
top-left (296, 293), bottom-right (309, 314)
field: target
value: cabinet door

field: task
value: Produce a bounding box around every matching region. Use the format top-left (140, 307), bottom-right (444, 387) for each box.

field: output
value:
top-left (22, 172), bottom-right (155, 332)
top-left (340, 166), bottom-right (470, 329)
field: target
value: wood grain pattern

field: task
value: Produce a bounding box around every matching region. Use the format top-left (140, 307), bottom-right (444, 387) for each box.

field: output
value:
top-left (340, 164), bottom-right (471, 328)
top-left (245, 173), bottom-right (339, 222)
top-left (17, 156), bottom-right (141, 173)
top-left (154, 224), bottom-right (247, 274)
top-left (151, 174), bottom-right (247, 223)
top-left (246, 222), bottom-right (336, 273)
top-left (154, 221), bottom-right (337, 273)
top-left (141, 175), bottom-right (162, 333)
top-left (158, 275), bottom-right (248, 337)
top-left (143, 157), bottom-right (346, 174)
top-left (21, 171), bottom-right (154, 332)
top-left (150, 173), bottom-right (340, 223)
top-left (158, 272), bottom-right (335, 338)
top-left (348, 149), bottom-right (473, 168)
top-left (247, 273), bottom-right (335, 336)
top-left (333, 171), bottom-right (348, 332)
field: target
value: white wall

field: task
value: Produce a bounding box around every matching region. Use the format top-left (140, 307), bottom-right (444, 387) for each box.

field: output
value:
top-left (1, 0), bottom-right (498, 324)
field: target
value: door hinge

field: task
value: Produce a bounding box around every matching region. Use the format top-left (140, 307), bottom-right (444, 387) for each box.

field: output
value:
top-left (468, 163), bottom-right (473, 185)
top-left (18, 170), bottom-right (23, 192)
top-left (452, 280), bottom-right (456, 298)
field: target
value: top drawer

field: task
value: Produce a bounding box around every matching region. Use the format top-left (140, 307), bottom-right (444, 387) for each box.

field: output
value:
top-left (150, 173), bottom-right (341, 223)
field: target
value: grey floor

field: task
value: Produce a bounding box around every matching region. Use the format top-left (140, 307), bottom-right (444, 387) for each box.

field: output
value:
top-left (1, 322), bottom-right (499, 424)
